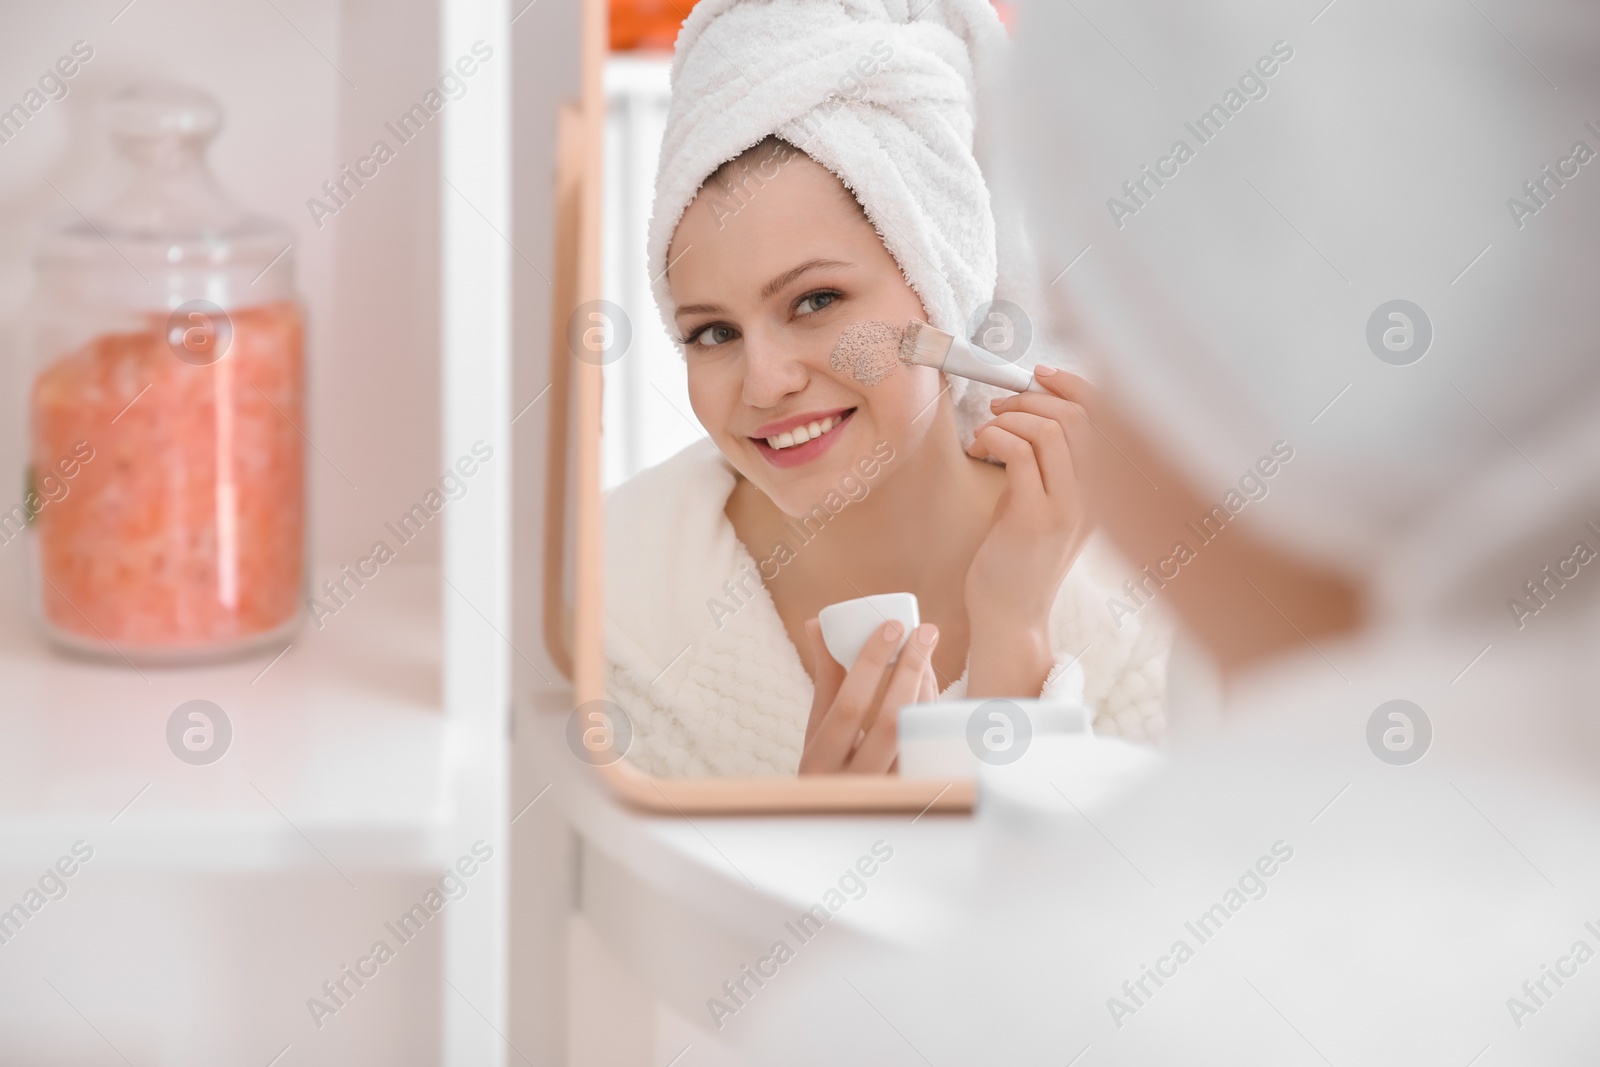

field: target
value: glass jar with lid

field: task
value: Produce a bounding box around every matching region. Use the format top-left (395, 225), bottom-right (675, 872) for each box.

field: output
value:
top-left (26, 83), bottom-right (305, 663)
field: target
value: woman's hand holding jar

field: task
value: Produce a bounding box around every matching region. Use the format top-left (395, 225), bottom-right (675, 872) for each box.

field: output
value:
top-left (798, 619), bottom-right (940, 775)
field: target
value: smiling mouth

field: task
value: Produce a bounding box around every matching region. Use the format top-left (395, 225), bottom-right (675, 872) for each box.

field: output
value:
top-left (757, 409), bottom-right (853, 451)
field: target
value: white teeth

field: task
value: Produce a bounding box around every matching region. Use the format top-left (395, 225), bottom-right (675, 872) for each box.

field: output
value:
top-left (765, 414), bottom-right (842, 450)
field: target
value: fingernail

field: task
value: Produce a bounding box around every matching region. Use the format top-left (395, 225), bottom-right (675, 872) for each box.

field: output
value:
top-left (883, 621), bottom-right (905, 642)
top-left (989, 397), bottom-right (1003, 410)
top-left (1035, 364), bottom-right (1056, 377)
top-left (915, 623), bottom-right (937, 646)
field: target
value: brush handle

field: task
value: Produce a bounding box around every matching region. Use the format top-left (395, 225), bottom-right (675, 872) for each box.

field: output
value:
top-left (942, 336), bottom-right (1047, 393)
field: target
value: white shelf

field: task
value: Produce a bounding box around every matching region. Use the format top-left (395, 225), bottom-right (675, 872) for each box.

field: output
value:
top-left (0, 554), bottom-right (457, 872)
top-left (0, 3), bottom-right (520, 1062)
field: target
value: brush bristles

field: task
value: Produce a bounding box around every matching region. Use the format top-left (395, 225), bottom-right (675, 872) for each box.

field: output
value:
top-left (897, 319), bottom-right (954, 370)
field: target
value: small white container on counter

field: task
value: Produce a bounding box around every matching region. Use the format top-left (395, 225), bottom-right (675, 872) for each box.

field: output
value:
top-left (898, 697), bottom-right (1092, 778)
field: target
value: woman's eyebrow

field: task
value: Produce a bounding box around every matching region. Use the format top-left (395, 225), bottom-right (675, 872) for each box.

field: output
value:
top-left (760, 258), bottom-right (852, 300)
top-left (674, 258), bottom-right (853, 319)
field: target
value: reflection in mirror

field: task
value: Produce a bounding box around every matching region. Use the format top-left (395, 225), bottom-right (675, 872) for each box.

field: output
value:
top-left (595, 11), bottom-right (1171, 782)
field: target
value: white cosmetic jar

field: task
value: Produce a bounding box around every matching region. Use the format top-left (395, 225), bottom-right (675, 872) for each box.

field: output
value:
top-left (817, 592), bottom-right (919, 670)
top-left (897, 698), bottom-right (1092, 778)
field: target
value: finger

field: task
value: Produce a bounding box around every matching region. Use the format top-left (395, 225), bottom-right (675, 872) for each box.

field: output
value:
top-left (804, 620), bottom-right (903, 769)
top-left (850, 623), bottom-right (939, 773)
top-left (800, 618), bottom-right (852, 774)
top-left (1031, 365), bottom-right (1100, 405)
top-left (988, 391), bottom-right (1088, 429)
top-left (967, 424), bottom-right (1047, 510)
top-left (916, 654), bottom-right (938, 706)
top-left (968, 419), bottom-right (1030, 464)
top-left (988, 391), bottom-right (1092, 459)
top-left (803, 617), bottom-right (845, 746)
top-left (972, 410), bottom-right (1075, 496)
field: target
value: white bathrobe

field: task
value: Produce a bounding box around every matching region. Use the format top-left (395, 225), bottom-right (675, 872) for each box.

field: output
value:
top-left (605, 439), bottom-right (1170, 778)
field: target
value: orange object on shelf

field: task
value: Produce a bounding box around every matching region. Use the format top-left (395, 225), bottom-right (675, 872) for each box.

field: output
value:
top-left (30, 302), bottom-right (305, 651)
top-left (608, 0), bottom-right (1011, 51)
top-left (27, 83), bottom-right (308, 664)
top-left (610, 0), bottom-right (700, 51)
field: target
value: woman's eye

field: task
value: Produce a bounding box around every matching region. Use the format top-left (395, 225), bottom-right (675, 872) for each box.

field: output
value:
top-left (795, 290), bottom-right (839, 316)
top-left (688, 323), bottom-right (738, 347)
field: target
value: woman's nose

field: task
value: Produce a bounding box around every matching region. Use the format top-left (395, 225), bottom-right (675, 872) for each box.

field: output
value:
top-left (740, 330), bottom-right (811, 409)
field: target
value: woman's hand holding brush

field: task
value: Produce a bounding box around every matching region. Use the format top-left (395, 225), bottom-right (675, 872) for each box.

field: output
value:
top-left (963, 365), bottom-right (1098, 698)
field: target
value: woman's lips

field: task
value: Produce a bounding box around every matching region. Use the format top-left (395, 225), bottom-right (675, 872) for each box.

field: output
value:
top-left (751, 408), bottom-right (855, 469)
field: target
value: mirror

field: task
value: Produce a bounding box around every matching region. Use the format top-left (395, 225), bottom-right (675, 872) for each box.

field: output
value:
top-left (560, 1), bottom-right (1169, 813)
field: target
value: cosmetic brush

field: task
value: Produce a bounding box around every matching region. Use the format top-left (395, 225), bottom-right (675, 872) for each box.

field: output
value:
top-left (897, 319), bottom-right (1047, 393)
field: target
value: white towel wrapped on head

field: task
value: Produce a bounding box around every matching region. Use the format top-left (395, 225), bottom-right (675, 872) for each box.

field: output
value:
top-left (647, 0), bottom-right (1042, 446)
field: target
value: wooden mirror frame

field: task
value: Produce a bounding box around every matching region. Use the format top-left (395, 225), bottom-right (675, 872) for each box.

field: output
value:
top-left (540, 0), bottom-right (973, 815)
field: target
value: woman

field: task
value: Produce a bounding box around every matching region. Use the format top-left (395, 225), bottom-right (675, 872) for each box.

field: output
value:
top-left (604, 0), bottom-right (1169, 777)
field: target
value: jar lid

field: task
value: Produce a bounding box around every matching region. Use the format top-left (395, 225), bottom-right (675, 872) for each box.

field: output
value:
top-left (36, 83), bottom-right (294, 308)
top-left (107, 82), bottom-right (222, 142)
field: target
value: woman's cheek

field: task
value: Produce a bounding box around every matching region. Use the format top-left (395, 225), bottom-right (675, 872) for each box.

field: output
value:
top-left (684, 363), bottom-right (727, 438)
top-left (880, 365), bottom-right (944, 443)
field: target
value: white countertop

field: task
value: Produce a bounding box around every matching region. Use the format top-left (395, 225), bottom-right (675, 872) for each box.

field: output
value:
top-left (0, 554), bottom-right (456, 872)
top-left (523, 699), bottom-right (989, 951)
top-left (521, 657), bottom-right (1600, 1064)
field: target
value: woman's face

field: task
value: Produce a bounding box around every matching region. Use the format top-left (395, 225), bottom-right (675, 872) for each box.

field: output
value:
top-left (667, 148), bottom-right (945, 518)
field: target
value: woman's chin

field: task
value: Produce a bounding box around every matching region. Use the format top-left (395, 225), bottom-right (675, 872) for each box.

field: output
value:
top-left (758, 477), bottom-right (840, 521)
top-left (749, 458), bottom-right (863, 521)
